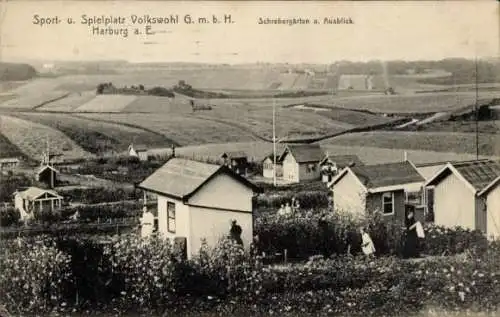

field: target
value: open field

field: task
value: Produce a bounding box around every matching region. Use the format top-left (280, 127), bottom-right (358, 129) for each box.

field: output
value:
top-left (290, 105), bottom-right (397, 126)
top-left (0, 91), bottom-right (69, 109)
top-left (9, 112), bottom-right (173, 154)
top-left (0, 115), bottom-right (93, 161)
top-left (410, 120), bottom-right (500, 134)
top-left (320, 131), bottom-right (500, 156)
top-left (148, 141), bottom-right (491, 165)
top-left (312, 91), bottom-right (500, 114)
top-left (78, 113), bottom-right (261, 145)
top-left (75, 94), bottom-right (138, 112)
top-left (0, 132), bottom-right (25, 159)
top-left (37, 91), bottom-right (97, 112)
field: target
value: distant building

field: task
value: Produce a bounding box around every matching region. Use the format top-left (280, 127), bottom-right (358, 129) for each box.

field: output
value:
top-left (220, 151), bottom-right (248, 175)
top-left (319, 154), bottom-right (363, 183)
top-left (329, 161), bottom-right (425, 223)
top-left (128, 144), bottom-right (149, 161)
top-left (14, 187), bottom-right (63, 221)
top-left (36, 165), bottom-right (59, 189)
top-left (280, 144), bottom-right (325, 183)
top-left (137, 157), bottom-right (260, 259)
top-left (337, 74), bottom-right (374, 90)
top-left (425, 160), bottom-right (500, 237)
top-left (262, 153), bottom-right (283, 179)
top-left (0, 158), bottom-right (20, 172)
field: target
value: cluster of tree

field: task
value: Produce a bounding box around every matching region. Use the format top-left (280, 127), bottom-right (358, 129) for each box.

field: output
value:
top-left (96, 82), bottom-right (175, 97)
top-left (173, 80), bottom-right (227, 99)
top-left (0, 62), bottom-right (37, 81)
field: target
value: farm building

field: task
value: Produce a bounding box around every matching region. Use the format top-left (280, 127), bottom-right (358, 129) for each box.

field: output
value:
top-left (319, 154), bottom-right (363, 183)
top-left (328, 161), bottom-right (425, 223)
top-left (128, 144), bottom-right (149, 161)
top-left (0, 158), bottom-right (20, 171)
top-left (337, 74), bottom-right (374, 90)
top-left (424, 160), bottom-right (500, 238)
top-left (36, 165), bottom-right (59, 189)
top-left (14, 186), bottom-right (63, 221)
top-left (137, 157), bottom-right (260, 259)
top-left (279, 144), bottom-right (325, 183)
top-left (262, 153), bottom-right (283, 179)
top-left (220, 151), bottom-right (248, 175)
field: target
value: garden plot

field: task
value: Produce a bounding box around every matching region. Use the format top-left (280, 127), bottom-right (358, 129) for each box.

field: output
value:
top-left (0, 115), bottom-right (93, 161)
top-left (75, 95), bottom-right (137, 112)
top-left (37, 91), bottom-right (97, 112)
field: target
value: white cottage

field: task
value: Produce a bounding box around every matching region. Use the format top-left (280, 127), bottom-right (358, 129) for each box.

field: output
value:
top-left (137, 157), bottom-right (260, 259)
top-left (14, 187), bottom-right (63, 221)
top-left (425, 160), bottom-right (500, 237)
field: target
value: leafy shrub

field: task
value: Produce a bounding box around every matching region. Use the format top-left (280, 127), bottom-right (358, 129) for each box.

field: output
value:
top-left (0, 174), bottom-right (32, 202)
top-left (61, 187), bottom-right (141, 204)
top-left (422, 224), bottom-right (488, 256)
top-left (0, 206), bottom-right (20, 227)
top-left (0, 236), bottom-right (72, 315)
top-left (255, 190), bottom-right (330, 210)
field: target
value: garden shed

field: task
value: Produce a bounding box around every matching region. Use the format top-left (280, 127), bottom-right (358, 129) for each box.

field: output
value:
top-left (137, 157), bottom-right (260, 259)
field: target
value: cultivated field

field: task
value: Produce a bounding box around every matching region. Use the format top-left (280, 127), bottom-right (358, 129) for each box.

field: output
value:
top-left (320, 131), bottom-right (500, 157)
top-left (75, 95), bottom-right (138, 112)
top-left (37, 91), bottom-right (97, 112)
top-left (10, 112), bottom-right (173, 154)
top-left (0, 91), bottom-right (69, 109)
top-left (411, 120), bottom-right (500, 134)
top-left (0, 115), bottom-right (93, 161)
top-left (78, 113), bottom-right (261, 145)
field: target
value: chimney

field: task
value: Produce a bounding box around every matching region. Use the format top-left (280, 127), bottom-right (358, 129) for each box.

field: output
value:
top-left (404, 151), bottom-right (408, 162)
top-left (171, 144), bottom-right (176, 158)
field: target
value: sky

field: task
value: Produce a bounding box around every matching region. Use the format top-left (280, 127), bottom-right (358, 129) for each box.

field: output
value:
top-left (0, 1), bottom-right (498, 64)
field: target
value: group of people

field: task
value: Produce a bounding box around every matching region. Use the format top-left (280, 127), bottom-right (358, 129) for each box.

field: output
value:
top-left (277, 197), bottom-right (300, 217)
top-left (321, 210), bottom-right (425, 259)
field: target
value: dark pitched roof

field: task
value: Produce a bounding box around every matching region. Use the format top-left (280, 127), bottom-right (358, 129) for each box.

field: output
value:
top-left (281, 144), bottom-right (324, 163)
top-left (320, 154), bottom-right (363, 168)
top-left (221, 151), bottom-right (247, 159)
top-left (415, 159), bottom-right (491, 168)
top-left (36, 165), bottom-right (59, 175)
top-left (452, 160), bottom-right (500, 191)
top-left (137, 158), bottom-right (260, 200)
top-left (350, 161), bottom-right (425, 189)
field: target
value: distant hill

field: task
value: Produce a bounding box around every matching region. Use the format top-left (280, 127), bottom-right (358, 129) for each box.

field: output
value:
top-left (0, 62), bottom-right (37, 81)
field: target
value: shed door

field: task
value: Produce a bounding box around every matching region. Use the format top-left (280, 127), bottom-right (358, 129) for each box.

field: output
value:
top-left (476, 199), bottom-right (487, 233)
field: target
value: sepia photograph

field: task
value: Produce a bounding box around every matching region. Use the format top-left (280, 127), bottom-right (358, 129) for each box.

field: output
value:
top-left (0, 0), bottom-right (499, 316)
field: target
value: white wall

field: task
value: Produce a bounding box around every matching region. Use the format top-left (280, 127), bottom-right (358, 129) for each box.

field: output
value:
top-left (333, 171), bottom-right (367, 216)
top-left (282, 154), bottom-right (299, 183)
top-left (189, 206), bottom-right (253, 257)
top-left (417, 164), bottom-right (446, 181)
top-left (187, 173), bottom-right (254, 212)
top-left (157, 195), bottom-right (191, 252)
top-left (486, 186), bottom-right (500, 239)
top-left (434, 173), bottom-right (475, 230)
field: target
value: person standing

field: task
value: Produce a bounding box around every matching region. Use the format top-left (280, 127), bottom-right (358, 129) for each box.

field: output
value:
top-left (318, 214), bottom-right (330, 257)
top-left (140, 207), bottom-right (154, 238)
top-left (345, 225), bottom-right (362, 256)
top-left (403, 211), bottom-right (420, 258)
top-left (230, 219), bottom-right (243, 246)
top-left (360, 227), bottom-right (376, 257)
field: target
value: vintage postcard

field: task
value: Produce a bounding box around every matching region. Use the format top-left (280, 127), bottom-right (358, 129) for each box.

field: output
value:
top-left (0, 0), bottom-right (499, 316)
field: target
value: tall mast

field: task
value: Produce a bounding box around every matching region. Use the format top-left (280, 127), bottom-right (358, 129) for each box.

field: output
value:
top-left (475, 57), bottom-right (479, 160)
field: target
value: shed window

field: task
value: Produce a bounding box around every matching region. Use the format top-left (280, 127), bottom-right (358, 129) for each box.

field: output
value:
top-left (167, 202), bottom-right (176, 233)
top-left (382, 192), bottom-right (395, 215)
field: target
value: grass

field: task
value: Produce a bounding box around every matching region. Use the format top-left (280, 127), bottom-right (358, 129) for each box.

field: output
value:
top-left (311, 91), bottom-right (500, 114)
top-left (290, 105), bottom-right (397, 126)
top-left (10, 113), bottom-right (173, 154)
top-left (0, 132), bottom-right (25, 159)
top-left (0, 115), bottom-right (93, 161)
top-left (78, 113), bottom-right (261, 146)
top-left (411, 120), bottom-right (500, 134)
top-left (37, 91), bottom-right (97, 112)
top-left (75, 95), bottom-right (138, 112)
top-left (0, 91), bottom-right (69, 109)
top-left (320, 131), bottom-right (500, 157)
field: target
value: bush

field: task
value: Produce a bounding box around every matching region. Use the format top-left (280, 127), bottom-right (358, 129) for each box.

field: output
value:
top-left (422, 224), bottom-right (488, 256)
top-left (61, 187), bottom-right (141, 204)
top-left (0, 236), bottom-right (72, 315)
top-left (0, 206), bottom-right (20, 227)
top-left (255, 190), bottom-right (330, 210)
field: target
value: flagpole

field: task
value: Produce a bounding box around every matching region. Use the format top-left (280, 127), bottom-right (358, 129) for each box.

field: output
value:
top-left (475, 56), bottom-right (479, 160)
top-left (273, 97), bottom-right (277, 187)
